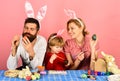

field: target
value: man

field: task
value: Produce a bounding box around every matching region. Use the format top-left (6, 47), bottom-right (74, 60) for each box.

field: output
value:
top-left (7, 18), bottom-right (47, 70)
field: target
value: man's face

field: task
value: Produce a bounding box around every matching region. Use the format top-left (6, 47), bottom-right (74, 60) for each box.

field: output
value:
top-left (22, 23), bottom-right (38, 42)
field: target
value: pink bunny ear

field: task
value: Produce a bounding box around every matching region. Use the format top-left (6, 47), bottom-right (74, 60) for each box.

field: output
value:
top-left (64, 9), bottom-right (84, 27)
top-left (36, 5), bottom-right (47, 22)
top-left (25, 1), bottom-right (34, 18)
top-left (64, 9), bottom-right (77, 19)
top-left (57, 29), bottom-right (65, 36)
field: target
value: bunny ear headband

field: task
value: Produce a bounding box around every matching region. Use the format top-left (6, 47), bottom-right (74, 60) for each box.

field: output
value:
top-left (48, 29), bottom-right (65, 43)
top-left (64, 9), bottom-right (84, 27)
top-left (25, 1), bottom-right (47, 28)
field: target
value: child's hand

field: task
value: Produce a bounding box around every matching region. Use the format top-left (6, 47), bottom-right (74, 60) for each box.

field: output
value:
top-left (50, 54), bottom-right (57, 63)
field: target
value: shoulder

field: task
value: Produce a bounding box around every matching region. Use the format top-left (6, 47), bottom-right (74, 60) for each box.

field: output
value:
top-left (37, 35), bottom-right (47, 43)
top-left (65, 38), bottom-right (75, 44)
top-left (37, 35), bottom-right (46, 41)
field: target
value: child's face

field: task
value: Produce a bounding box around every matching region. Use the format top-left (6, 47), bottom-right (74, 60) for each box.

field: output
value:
top-left (50, 46), bottom-right (63, 53)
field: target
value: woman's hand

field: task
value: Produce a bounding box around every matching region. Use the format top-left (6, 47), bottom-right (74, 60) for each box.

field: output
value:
top-left (76, 52), bottom-right (85, 61)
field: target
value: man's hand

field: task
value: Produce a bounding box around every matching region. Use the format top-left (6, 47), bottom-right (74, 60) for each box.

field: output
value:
top-left (22, 36), bottom-right (35, 58)
top-left (11, 35), bottom-right (20, 56)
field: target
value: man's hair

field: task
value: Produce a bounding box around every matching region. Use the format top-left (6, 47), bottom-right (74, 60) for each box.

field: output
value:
top-left (24, 18), bottom-right (40, 30)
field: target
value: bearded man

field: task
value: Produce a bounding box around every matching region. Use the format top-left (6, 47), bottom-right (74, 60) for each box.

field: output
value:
top-left (7, 18), bottom-right (47, 70)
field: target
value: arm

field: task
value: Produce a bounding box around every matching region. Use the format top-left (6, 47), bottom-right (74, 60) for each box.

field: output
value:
top-left (90, 38), bottom-right (98, 70)
top-left (66, 52), bottom-right (84, 70)
top-left (7, 53), bottom-right (19, 70)
top-left (7, 35), bottom-right (20, 69)
top-left (29, 36), bottom-right (47, 69)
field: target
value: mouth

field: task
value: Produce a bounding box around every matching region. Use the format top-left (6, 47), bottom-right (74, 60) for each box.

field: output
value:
top-left (25, 34), bottom-right (30, 37)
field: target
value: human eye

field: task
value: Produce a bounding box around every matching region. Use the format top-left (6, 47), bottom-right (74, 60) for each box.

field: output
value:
top-left (70, 27), bottom-right (75, 30)
top-left (30, 28), bottom-right (35, 31)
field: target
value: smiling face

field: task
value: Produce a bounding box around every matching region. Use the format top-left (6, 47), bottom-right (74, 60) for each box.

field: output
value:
top-left (67, 18), bottom-right (89, 39)
top-left (67, 22), bottom-right (83, 39)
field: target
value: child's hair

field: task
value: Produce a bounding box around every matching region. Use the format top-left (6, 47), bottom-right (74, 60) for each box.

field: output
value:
top-left (47, 33), bottom-right (65, 52)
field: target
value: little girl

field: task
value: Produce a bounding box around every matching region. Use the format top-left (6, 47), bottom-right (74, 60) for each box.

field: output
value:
top-left (44, 33), bottom-right (68, 70)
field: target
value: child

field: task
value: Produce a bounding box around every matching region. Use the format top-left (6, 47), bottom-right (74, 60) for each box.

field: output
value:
top-left (44, 33), bottom-right (68, 70)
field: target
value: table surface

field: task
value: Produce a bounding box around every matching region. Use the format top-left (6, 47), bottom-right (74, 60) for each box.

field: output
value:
top-left (0, 70), bottom-right (108, 81)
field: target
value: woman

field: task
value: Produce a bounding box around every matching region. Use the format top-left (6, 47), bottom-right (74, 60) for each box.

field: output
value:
top-left (64, 18), bottom-right (98, 70)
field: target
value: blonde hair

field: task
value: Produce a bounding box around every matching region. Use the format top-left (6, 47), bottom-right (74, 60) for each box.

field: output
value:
top-left (47, 33), bottom-right (65, 52)
top-left (67, 18), bottom-right (89, 36)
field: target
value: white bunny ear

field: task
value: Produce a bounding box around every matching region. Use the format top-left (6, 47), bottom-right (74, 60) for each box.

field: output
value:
top-left (25, 1), bottom-right (34, 18)
top-left (36, 5), bottom-right (47, 22)
top-left (64, 9), bottom-right (77, 19)
top-left (101, 51), bottom-right (106, 56)
top-left (57, 29), bottom-right (65, 36)
top-left (64, 9), bottom-right (84, 27)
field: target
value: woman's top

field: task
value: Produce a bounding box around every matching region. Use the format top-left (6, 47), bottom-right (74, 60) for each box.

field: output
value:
top-left (64, 36), bottom-right (92, 70)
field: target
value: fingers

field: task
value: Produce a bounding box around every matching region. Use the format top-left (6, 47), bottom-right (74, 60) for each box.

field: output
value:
top-left (76, 52), bottom-right (85, 61)
top-left (12, 35), bottom-right (20, 46)
top-left (22, 36), bottom-right (30, 45)
top-left (50, 54), bottom-right (57, 63)
top-left (77, 52), bottom-right (84, 57)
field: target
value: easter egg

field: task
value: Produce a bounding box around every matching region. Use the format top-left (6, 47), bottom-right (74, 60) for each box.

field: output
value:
top-left (92, 34), bottom-right (96, 40)
top-left (31, 75), bottom-right (36, 80)
top-left (34, 72), bottom-right (40, 79)
top-left (26, 76), bottom-right (31, 81)
top-left (81, 74), bottom-right (87, 79)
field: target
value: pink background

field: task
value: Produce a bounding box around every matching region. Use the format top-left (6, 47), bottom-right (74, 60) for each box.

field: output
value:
top-left (0, 0), bottom-right (120, 70)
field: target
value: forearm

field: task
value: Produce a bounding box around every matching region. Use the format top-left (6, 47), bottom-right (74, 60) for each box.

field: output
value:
top-left (28, 50), bottom-right (35, 61)
top-left (30, 48), bottom-right (46, 69)
top-left (7, 54), bottom-right (18, 69)
top-left (90, 49), bottom-right (97, 70)
top-left (11, 46), bottom-right (18, 57)
top-left (69, 59), bottom-right (81, 70)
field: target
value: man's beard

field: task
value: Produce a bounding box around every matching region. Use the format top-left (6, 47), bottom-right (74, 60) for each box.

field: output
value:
top-left (22, 32), bottom-right (36, 42)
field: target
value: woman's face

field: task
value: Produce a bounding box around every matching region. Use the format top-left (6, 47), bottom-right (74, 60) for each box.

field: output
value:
top-left (67, 22), bottom-right (83, 38)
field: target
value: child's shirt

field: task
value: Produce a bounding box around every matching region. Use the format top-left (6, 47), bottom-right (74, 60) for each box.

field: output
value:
top-left (45, 52), bottom-right (67, 70)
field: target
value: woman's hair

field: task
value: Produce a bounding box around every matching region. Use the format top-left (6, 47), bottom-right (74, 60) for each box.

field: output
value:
top-left (67, 18), bottom-right (89, 36)
top-left (46, 33), bottom-right (65, 52)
